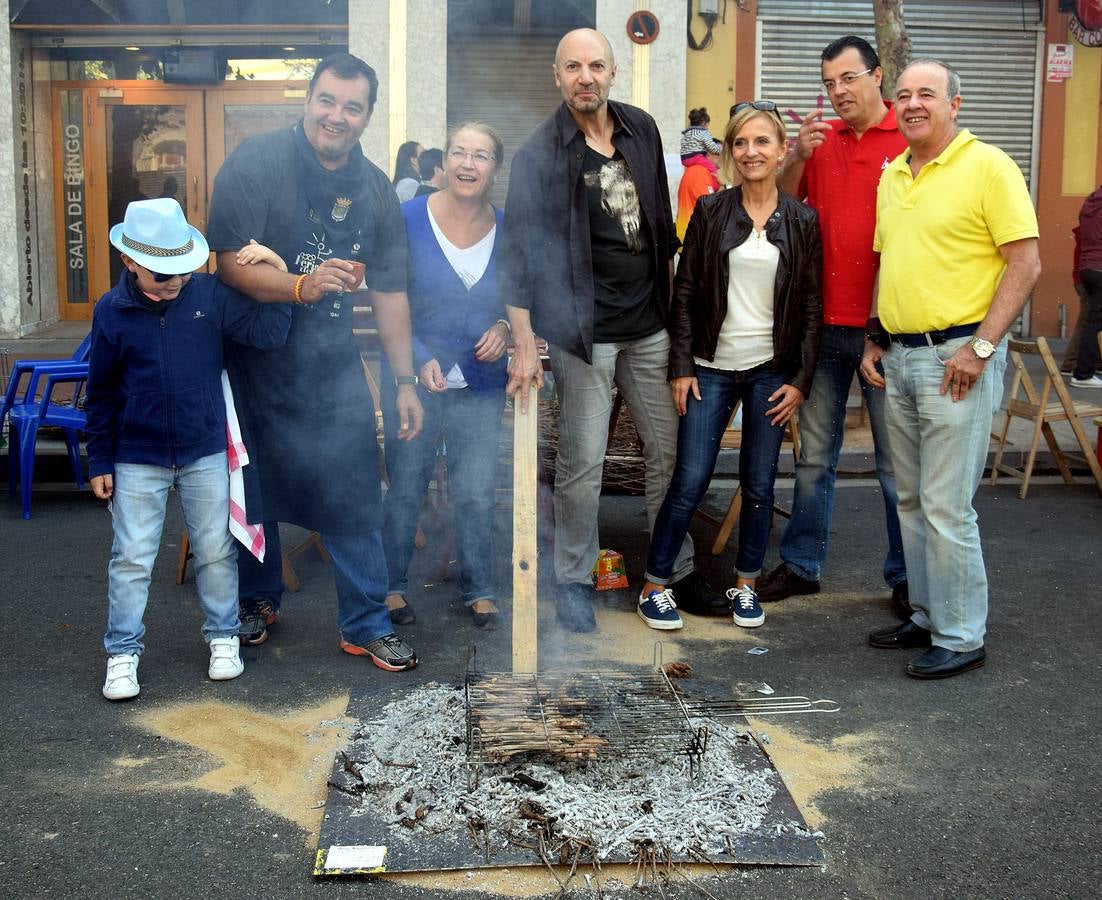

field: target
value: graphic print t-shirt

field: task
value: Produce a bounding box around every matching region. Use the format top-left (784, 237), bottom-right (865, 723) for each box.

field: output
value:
top-left (583, 146), bottom-right (662, 342)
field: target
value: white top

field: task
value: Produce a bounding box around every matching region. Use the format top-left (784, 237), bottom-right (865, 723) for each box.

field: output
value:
top-left (427, 205), bottom-right (496, 388)
top-left (696, 228), bottom-right (778, 372)
top-left (395, 177), bottom-right (420, 202)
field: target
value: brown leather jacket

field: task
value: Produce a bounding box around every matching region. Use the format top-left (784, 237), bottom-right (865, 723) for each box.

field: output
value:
top-left (668, 187), bottom-right (822, 396)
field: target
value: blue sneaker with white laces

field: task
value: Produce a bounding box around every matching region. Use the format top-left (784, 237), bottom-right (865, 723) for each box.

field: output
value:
top-left (637, 587), bottom-right (684, 630)
top-left (728, 584), bottom-right (765, 628)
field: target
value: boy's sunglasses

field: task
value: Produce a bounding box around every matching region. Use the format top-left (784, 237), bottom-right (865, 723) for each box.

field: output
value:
top-left (732, 100), bottom-right (778, 114)
top-left (142, 265), bottom-right (191, 283)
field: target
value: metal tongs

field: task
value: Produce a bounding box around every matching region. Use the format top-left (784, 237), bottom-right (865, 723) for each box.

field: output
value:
top-left (686, 695), bottom-right (841, 717)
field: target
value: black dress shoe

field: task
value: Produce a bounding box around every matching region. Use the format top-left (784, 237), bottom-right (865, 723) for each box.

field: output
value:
top-left (555, 583), bottom-right (596, 633)
top-left (891, 581), bottom-right (913, 620)
top-left (868, 620), bottom-right (932, 649)
top-left (756, 563), bottom-right (821, 603)
top-left (469, 598), bottom-right (499, 630)
top-left (387, 598), bottom-right (416, 626)
top-left (906, 645), bottom-right (986, 679)
top-left (668, 571), bottom-right (730, 617)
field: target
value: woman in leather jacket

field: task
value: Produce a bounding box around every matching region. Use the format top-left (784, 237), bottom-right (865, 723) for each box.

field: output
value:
top-left (636, 101), bottom-right (822, 634)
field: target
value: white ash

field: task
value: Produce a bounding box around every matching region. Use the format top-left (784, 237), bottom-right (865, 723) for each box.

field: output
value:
top-left (341, 682), bottom-right (807, 862)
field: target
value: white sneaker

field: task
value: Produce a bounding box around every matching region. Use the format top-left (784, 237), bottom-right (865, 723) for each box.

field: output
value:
top-left (1069, 374), bottom-right (1102, 389)
top-left (102, 654), bottom-right (140, 700)
top-left (208, 636), bottom-right (244, 681)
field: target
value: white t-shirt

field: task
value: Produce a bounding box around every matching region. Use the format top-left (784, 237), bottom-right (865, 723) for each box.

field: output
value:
top-left (427, 206), bottom-right (496, 388)
top-left (696, 228), bottom-right (778, 372)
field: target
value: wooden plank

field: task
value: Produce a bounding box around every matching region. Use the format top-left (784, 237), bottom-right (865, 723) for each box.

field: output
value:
top-left (511, 388), bottom-right (538, 675)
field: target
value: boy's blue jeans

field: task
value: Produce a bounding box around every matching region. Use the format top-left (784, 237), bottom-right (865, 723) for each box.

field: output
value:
top-left (104, 452), bottom-right (239, 657)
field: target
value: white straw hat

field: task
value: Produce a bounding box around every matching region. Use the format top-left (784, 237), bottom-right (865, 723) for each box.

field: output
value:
top-left (109, 197), bottom-right (210, 275)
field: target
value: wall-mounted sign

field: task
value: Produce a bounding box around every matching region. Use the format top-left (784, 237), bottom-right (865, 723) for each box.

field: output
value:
top-left (1070, 0), bottom-right (1102, 46)
top-left (1047, 43), bottom-right (1074, 81)
top-left (627, 10), bottom-right (660, 45)
top-left (60, 90), bottom-right (89, 303)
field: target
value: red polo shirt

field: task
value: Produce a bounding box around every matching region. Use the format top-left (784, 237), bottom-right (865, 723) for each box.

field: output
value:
top-left (798, 102), bottom-right (907, 326)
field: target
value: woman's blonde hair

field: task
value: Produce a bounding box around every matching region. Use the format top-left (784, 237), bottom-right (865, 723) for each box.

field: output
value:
top-left (719, 104), bottom-right (788, 185)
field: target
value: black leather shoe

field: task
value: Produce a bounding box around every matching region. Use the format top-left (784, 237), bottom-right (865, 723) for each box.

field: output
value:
top-left (555, 583), bottom-right (596, 633)
top-left (387, 596), bottom-right (416, 626)
top-left (906, 645), bottom-right (986, 679)
top-left (891, 581), bottom-right (913, 620)
top-left (469, 598), bottom-right (499, 630)
top-left (756, 563), bottom-right (821, 603)
top-left (868, 620), bottom-right (932, 649)
top-left (668, 571), bottom-right (730, 617)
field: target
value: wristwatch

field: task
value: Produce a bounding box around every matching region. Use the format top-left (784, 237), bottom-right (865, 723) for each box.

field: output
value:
top-left (395, 375), bottom-right (419, 387)
top-left (969, 336), bottom-right (996, 359)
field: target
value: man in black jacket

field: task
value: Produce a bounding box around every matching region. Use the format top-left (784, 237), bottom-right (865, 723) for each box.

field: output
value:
top-left (501, 28), bottom-right (723, 633)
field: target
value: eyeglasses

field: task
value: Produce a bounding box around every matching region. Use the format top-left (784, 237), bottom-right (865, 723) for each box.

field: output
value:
top-left (447, 148), bottom-right (495, 166)
top-left (822, 68), bottom-right (873, 92)
top-left (731, 100), bottom-right (778, 115)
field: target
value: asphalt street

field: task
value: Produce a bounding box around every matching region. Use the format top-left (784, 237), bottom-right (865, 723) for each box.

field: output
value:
top-left (1, 476), bottom-right (1099, 899)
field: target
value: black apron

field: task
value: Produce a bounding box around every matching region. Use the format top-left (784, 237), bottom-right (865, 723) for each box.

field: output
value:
top-left (231, 180), bottom-right (383, 534)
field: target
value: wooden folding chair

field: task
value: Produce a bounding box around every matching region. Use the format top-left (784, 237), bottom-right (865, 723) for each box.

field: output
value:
top-left (990, 335), bottom-right (1102, 498)
top-left (695, 402), bottom-right (801, 556)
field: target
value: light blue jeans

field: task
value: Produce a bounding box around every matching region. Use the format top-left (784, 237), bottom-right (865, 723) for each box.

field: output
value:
top-left (549, 329), bottom-right (693, 586)
top-left (779, 325), bottom-right (906, 586)
top-left (104, 452), bottom-right (238, 656)
top-left (882, 336), bottom-right (1007, 652)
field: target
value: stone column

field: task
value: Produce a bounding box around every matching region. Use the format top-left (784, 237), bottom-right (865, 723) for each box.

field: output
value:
top-left (349, 0), bottom-right (448, 181)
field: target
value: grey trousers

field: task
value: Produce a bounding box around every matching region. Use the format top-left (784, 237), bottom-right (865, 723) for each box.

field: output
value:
top-left (548, 329), bottom-right (694, 587)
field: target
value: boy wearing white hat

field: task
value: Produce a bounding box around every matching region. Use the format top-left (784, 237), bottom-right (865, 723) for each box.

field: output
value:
top-left (86, 198), bottom-right (292, 701)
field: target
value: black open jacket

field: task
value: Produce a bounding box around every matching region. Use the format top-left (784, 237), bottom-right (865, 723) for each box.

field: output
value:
top-left (668, 187), bottom-right (823, 396)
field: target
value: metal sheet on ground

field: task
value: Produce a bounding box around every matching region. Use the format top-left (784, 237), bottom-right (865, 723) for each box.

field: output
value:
top-left (315, 688), bottom-right (823, 875)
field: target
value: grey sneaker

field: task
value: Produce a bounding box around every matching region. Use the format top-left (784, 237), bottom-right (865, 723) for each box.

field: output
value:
top-left (103, 654), bottom-right (140, 700)
top-left (340, 633), bottom-right (418, 671)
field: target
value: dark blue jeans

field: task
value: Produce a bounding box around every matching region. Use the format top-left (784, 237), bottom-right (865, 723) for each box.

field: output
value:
top-left (1074, 268), bottom-right (1102, 379)
top-left (778, 325), bottom-right (906, 586)
top-left (646, 364), bottom-right (788, 582)
top-left (381, 384), bottom-right (505, 607)
top-left (238, 525), bottom-right (393, 645)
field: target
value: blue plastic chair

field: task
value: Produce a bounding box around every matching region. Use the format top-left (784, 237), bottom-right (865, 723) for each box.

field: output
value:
top-left (0, 332), bottom-right (92, 440)
top-left (6, 363), bottom-right (88, 519)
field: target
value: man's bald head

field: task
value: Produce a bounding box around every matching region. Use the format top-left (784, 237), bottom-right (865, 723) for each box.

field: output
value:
top-left (554, 28), bottom-right (615, 69)
top-left (553, 28), bottom-right (617, 118)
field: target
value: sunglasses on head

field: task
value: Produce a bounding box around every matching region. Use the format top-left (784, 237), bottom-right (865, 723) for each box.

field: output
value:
top-left (732, 100), bottom-right (778, 115)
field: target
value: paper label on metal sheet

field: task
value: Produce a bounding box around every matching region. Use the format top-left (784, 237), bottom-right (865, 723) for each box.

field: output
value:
top-left (319, 844), bottom-right (386, 871)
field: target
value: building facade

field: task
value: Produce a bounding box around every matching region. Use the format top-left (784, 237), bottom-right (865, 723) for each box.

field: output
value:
top-left (0, 0), bottom-right (1096, 339)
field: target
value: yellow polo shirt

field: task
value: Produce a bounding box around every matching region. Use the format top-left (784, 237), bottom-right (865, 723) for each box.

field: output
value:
top-left (873, 129), bottom-right (1038, 334)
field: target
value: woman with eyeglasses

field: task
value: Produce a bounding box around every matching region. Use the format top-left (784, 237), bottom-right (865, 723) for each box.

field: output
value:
top-left (638, 101), bottom-right (822, 632)
top-left (380, 122), bottom-right (510, 629)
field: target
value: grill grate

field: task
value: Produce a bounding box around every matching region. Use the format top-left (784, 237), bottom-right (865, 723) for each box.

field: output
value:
top-left (464, 665), bottom-right (709, 782)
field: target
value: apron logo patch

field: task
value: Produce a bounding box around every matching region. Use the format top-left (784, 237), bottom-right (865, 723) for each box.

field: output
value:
top-left (331, 196), bottom-right (352, 223)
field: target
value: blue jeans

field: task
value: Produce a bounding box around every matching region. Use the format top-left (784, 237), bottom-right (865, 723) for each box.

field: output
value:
top-left (779, 325), bottom-right (906, 586)
top-left (238, 523), bottom-right (393, 646)
top-left (382, 385), bottom-right (505, 606)
top-left (1074, 269), bottom-right (1102, 378)
top-left (549, 330), bottom-right (693, 585)
top-left (646, 365), bottom-right (788, 582)
top-left (882, 335), bottom-right (1007, 652)
top-left (105, 452), bottom-right (238, 656)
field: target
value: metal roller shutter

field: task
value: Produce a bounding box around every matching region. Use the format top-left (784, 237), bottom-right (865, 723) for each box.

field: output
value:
top-left (448, 32), bottom-right (564, 207)
top-left (756, 1), bottom-right (1042, 187)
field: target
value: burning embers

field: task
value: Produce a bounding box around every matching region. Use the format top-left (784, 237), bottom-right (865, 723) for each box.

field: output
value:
top-left (465, 669), bottom-right (708, 773)
top-left (330, 682), bottom-right (807, 871)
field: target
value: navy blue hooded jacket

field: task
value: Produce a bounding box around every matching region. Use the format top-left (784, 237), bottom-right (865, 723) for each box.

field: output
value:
top-left (85, 271), bottom-right (291, 478)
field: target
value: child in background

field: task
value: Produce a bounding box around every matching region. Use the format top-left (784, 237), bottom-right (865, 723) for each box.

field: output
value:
top-left (680, 107), bottom-right (723, 166)
top-left (86, 198), bottom-right (292, 701)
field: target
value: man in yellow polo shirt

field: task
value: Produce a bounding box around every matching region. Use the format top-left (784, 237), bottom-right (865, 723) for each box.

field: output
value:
top-left (859, 59), bottom-right (1040, 680)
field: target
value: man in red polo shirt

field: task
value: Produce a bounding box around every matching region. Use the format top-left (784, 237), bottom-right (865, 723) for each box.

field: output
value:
top-left (757, 35), bottom-right (911, 613)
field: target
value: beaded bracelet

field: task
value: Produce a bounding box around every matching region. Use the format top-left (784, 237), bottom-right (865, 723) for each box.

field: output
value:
top-left (293, 273), bottom-right (308, 304)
